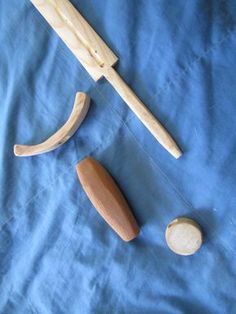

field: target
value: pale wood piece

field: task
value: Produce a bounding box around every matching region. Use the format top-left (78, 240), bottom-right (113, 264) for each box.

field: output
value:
top-left (14, 92), bottom-right (90, 157)
top-left (165, 217), bottom-right (203, 256)
top-left (30, 0), bottom-right (182, 159)
top-left (104, 67), bottom-right (182, 158)
top-left (76, 157), bottom-right (140, 241)
top-left (30, 0), bottom-right (117, 81)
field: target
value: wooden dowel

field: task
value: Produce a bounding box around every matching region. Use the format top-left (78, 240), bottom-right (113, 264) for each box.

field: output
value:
top-left (104, 67), bottom-right (182, 159)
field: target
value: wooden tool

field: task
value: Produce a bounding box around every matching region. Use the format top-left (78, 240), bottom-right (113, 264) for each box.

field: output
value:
top-left (76, 157), bottom-right (140, 241)
top-left (165, 217), bottom-right (203, 256)
top-left (14, 92), bottom-right (90, 156)
top-left (30, 0), bottom-right (182, 159)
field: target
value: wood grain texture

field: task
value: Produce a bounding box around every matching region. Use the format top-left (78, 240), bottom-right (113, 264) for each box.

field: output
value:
top-left (165, 217), bottom-right (203, 256)
top-left (76, 157), bottom-right (140, 241)
top-left (30, 0), bottom-right (182, 158)
top-left (14, 92), bottom-right (90, 157)
top-left (30, 0), bottom-right (117, 81)
top-left (104, 67), bottom-right (182, 158)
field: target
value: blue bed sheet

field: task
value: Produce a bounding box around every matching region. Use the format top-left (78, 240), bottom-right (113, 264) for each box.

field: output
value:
top-left (1, 0), bottom-right (236, 313)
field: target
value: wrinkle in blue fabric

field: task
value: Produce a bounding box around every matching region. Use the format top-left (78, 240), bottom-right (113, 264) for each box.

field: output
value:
top-left (1, 1), bottom-right (236, 313)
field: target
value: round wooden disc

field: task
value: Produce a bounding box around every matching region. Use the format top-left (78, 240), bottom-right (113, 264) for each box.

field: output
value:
top-left (165, 218), bottom-right (203, 256)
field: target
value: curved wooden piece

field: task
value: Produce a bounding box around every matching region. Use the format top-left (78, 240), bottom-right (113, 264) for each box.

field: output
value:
top-left (14, 92), bottom-right (90, 157)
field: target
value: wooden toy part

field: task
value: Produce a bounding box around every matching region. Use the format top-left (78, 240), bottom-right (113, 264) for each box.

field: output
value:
top-left (30, 0), bottom-right (118, 81)
top-left (14, 92), bottom-right (90, 157)
top-left (30, 0), bottom-right (182, 159)
top-left (76, 157), bottom-right (140, 241)
top-left (165, 217), bottom-right (203, 256)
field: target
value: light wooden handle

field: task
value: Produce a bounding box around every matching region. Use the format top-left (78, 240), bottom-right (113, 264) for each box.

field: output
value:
top-left (104, 67), bottom-right (182, 159)
top-left (76, 157), bottom-right (140, 241)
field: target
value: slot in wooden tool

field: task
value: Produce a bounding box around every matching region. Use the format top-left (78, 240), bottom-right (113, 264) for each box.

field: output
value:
top-left (30, 0), bottom-right (182, 159)
top-left (77, 157), bottom-right (140, 241)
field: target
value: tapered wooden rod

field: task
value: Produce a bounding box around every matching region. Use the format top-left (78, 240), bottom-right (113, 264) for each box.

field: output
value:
top-left (104, 67), bottom-right (182, 158)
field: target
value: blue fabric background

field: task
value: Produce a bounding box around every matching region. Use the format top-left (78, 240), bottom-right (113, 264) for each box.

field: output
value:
top-left (1, 0), bottom-right (236, 313)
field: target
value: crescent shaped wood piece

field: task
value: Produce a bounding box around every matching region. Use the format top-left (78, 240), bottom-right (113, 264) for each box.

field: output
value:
top-left (76, 157), bottom-right (140, 241)
top-left (14, 92), bottom-right (90, 157)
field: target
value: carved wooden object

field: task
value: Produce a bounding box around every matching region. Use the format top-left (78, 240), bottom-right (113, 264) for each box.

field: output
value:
top-left (76, 157), bottom-right (140, 241)
top-left (165, 217), bottom-right (203, 256)
top-left (30, 0), bottom-right (182, 159)
top-left (14, 92), bottom-right (90, 157)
